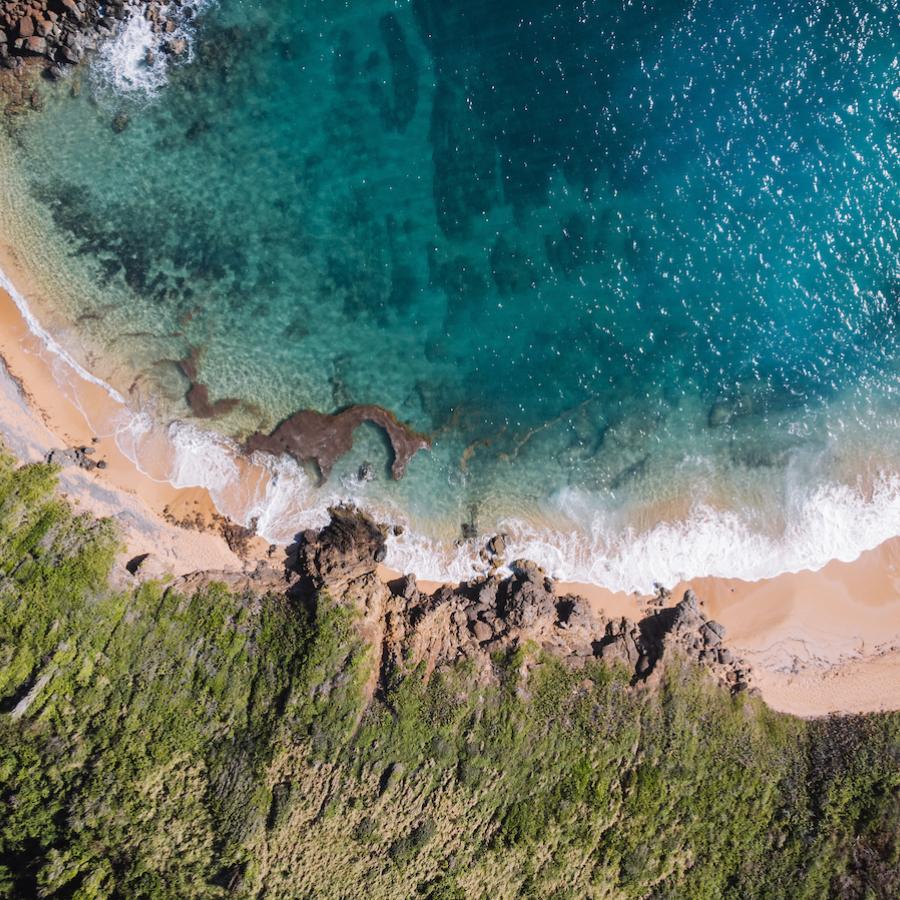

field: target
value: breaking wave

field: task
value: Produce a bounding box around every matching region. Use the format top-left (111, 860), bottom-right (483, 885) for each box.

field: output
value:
top-left (160, 418), bottom-right (900, 595)
top-left (92, 1), bottom-right (212, 97)
top-left (382, 477), bottom-right (900, 594)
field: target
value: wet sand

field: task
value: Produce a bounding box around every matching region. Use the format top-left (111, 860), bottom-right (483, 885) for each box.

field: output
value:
top-left (1, 270), bottom-right (899, 717)
top-left (0, 276), bottom-right (264, 578)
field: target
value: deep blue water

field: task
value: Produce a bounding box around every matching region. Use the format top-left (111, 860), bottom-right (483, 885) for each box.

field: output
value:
top-left (1, 0), bottom-right (899, 586)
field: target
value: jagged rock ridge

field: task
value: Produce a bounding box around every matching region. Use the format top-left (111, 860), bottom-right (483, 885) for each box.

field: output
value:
top-left (273, 505), bottom-right (755, 698)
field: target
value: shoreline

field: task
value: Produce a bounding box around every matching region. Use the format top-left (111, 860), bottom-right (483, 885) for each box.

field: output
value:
top-left (0, 272), bottom-right (268, 578)
top-left (0, 267), bottom-right (899, 716)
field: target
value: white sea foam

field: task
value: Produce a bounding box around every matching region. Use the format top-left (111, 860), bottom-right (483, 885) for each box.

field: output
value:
top-left (168, 421), bottom-right (240, 494)
top-left (110, 409), bottom-right (154, 463)
top-left (116, 416), bottom-right (900, 595)
top-left (92, 2), bottom-right (213, 98)
top-left (246, 453), bottom-right (332, 539)
top-left (0, 264), bottom-right (125, 404)
top-left (93, 13), bottom-right (170, 96)
top-left (383, 476), bottom-right (900, 593)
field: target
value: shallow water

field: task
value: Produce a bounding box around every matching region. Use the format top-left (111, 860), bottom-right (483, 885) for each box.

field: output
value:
top-left (1, 0), bottom-right (899, 589)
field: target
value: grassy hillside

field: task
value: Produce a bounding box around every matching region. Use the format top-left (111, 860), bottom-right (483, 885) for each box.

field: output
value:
top-left (0, 452), bottom-right (897, 898)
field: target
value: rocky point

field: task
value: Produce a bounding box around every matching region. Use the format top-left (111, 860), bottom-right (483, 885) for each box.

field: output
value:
top-left (173, 505), bottom-right (756, 703)
top-left (0, 0), bottom-right (185, 78)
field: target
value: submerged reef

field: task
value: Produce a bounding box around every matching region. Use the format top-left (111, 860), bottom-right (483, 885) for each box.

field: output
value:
top-left (0, 449), bottom-right (897, 897)
top-left (177, 348), bottom-right (241, 419)
top-left (246, 405), bottom-right (431, 481)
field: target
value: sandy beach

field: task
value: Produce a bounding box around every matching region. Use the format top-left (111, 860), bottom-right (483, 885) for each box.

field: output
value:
top-left (559, 549), bottom-right (900, 717)
top-left (1, 264), bottom-right (899, 718)
top-left (0, 264), bottom-right (261, 579)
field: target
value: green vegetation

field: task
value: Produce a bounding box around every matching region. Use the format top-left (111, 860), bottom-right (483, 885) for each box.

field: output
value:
top-left (0, 452), bottom-right (897, 898)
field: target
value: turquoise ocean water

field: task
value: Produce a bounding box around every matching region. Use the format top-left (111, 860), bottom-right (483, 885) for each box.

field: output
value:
top-left (1, 0), bottom-right (899, 589)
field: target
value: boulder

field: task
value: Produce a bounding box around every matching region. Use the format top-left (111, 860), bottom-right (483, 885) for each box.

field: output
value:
top-left (498, 575), bottom-right (555, 629)
top-left (23, 35), bottom-right (47, 55)
top-left (292, 506), bottom-right (388, 590)
top-left (60, 44), bottom-right (81, 64)
top-left (124, 553), bottom-right (170, 581)
top-left (474, 579), bottom-right (498, 608)
top-left (45, 446), bottom-right (102, 471)
top-left (596, 619), bottom-right (646, 670)
top-left (392, 574), bottom-right (418, 601)
top-left (61, 0), bottom-right (83, 19)
top-left (487, 533), bottom-right (506, 559)
top-left (669, 590), bottom-right (703, 631)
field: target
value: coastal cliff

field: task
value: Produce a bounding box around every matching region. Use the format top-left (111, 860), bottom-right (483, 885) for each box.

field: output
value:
top-left (0, 451), bottom-right (897, 898)
top-left (277, 505), bottom-right (754, 698)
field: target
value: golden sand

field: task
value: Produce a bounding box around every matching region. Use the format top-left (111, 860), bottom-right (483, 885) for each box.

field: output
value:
top-left (0, 275), bottom-right (266, 576)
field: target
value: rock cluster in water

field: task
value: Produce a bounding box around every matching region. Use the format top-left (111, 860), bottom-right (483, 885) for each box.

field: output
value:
top-left (249, 505), bottom-right (756, 697)
top-left (245, 406), bottom-right (431, 482)
top-left (176, 348), bottom-right (240, 419)
top-left (0, 0), bottom-right (182, 76)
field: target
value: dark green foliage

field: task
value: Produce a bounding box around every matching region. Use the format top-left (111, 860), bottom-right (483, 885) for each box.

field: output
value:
top-left (389, 819), bottom-right (436, 866)
top-left (0, 454), bottom-right (897, 898)
top-left (418, 874), bottom-right (465, 899)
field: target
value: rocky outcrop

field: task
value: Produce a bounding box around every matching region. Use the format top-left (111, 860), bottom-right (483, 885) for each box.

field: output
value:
top-left (245, 406), bottom-right (431, 482)
top-left (45, 443), bottom-right (106, 471)
top-left (0, 1), bottom-right (184, 77)
top-left (289, 504), bottom-right (388, 593)
top-left (286, 506), bottom-right (755, 698)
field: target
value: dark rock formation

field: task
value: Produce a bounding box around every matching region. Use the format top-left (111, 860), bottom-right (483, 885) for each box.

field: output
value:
top-left (176, 348), bottom-right (240, 419)
top-left (289, 504), bottom-right (388, 592)
top-left (45, 444), bottom-right (105, 471)
top-left (286, 506), bottom-right (755, 698)
top-left (245, 406), bottom-right (431, 481)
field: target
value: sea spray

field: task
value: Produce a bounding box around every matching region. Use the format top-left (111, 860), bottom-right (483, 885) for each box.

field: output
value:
top-left (92, 1), bottom-right (214, 98)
